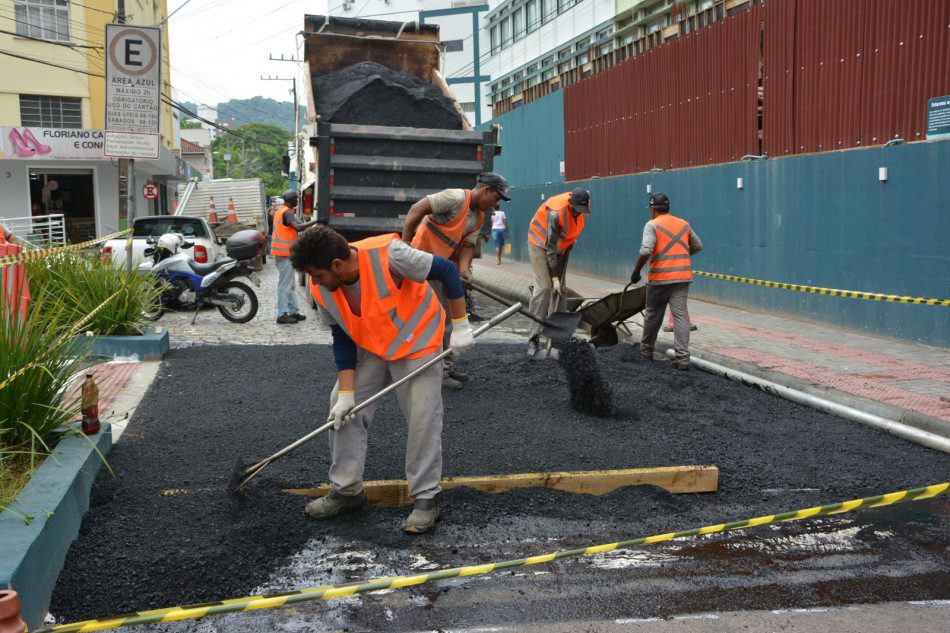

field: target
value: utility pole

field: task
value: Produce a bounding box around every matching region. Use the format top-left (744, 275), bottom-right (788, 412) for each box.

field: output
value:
top-left (264, 55), bottom-right (303, 216)
top-left (116, 0), bottom-right (134, 273)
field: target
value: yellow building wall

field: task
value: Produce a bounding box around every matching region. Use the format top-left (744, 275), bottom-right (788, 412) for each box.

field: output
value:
top-left (0, 0), bottom-right (95, 127)
top-left (0, 0), bottom-right (173, 150)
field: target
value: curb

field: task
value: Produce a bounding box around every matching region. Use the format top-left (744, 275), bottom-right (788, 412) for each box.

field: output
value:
top-left (0, 426), bottom-right (113, 630)
top-left (472, 275), bottom-right (950, 445)
top-left (72, 328), bottom-right (170, 361)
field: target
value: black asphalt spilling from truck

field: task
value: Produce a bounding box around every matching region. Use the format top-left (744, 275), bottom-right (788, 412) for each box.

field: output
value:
top-left (48, 343), bottom-right (949, 630)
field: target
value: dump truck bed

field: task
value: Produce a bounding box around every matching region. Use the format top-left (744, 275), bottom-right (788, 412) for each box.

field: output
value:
top-left (302, 14), bottom-right (501, 235)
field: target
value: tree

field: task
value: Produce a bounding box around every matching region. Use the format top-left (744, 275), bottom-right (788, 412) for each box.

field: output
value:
top-left (180, 119), bottom-right (203, 129)
top-left (211, 123), bottom-right (291, 197)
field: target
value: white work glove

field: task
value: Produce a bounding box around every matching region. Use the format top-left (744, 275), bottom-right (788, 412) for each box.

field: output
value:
top-left (551, 276), bottom-right (562, 293)
top-left (449, 316), bottom-right (475, 355)
top-left (327, 390), bottom-right (356, 430)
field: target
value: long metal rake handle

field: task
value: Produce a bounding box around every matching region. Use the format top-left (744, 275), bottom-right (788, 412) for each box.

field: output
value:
top-left (239, 302), bottom-right (524, 484)
top-left (469, 281), bottom-right (555, 328)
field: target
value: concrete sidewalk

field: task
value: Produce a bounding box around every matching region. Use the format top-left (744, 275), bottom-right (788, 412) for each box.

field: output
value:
top-left (473, 259), bottom-right (950, 432)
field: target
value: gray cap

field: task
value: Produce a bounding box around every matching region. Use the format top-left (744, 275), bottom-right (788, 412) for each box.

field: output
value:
top-left (478, 172), bottom-right (511, 201)
top-left (570, 188), bottom-right (590, 212)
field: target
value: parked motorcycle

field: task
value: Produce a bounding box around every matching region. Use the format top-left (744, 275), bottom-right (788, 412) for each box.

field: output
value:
top-left (141, 230), bottom-right (266, 324)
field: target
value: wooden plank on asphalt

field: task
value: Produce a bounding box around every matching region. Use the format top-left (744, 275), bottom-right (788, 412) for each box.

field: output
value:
top-left (283, 465), bottom-right (719, 507)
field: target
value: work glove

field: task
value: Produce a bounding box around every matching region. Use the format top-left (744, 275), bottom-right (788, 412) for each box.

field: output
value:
top-left (449, 316), bottom-right (475, 355)
top-left (459, 269), bottom-right (474, 289)
top-left (551, 276), bottom-right (562, 294)
top-left (630, 270), bottom-right (641, 284)
top-left (327, 390), bottom-right (356, 430)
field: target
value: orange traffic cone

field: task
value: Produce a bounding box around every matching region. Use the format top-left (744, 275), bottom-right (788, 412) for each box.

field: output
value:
top-left (0, 590), bottom-right (27, 633)
top-left (663, 308), bottom-right (698, 332)
top-left (226, 197), bottom-right (238, 223)
top-left (208, 195), bottom-right (219, 223)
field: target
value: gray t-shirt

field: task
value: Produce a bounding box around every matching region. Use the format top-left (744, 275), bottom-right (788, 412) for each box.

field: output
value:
top-left (425, 188), bottom-right (481, 246)
top-left (319, 238), bottom-right (433, 326)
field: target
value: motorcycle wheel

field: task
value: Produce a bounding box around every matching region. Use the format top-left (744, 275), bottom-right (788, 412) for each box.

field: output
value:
top-left (217, 281), bottom-right (258, 323)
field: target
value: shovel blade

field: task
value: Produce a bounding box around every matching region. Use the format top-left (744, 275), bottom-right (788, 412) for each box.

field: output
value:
top-left (541, 310), bottom-right (583, 341)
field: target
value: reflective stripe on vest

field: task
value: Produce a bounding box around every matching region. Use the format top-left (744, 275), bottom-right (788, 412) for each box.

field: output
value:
top-left (269, 206), bottom-right (297, 257)
top-left (648, 214), bottom-right (692, 283)
top-left (410, 190), bottom-right (482, 261)
top-left (311, 233), bottom-right (445, 361)
top-left (527, 192), bottom-right (585, 252)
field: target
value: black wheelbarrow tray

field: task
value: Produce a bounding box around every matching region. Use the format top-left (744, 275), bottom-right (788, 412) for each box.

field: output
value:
top-left (576, 283), bottom-right (648, 347)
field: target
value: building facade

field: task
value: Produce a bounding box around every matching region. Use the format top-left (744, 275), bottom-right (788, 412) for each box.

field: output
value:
top-left (328, 0), bottom-right (490, 126)
top-left (0, 0), bottom-right (195, 242)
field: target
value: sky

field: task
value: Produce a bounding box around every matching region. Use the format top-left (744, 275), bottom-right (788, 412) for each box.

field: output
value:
top-left (167, 0), bottom-right (329, 110)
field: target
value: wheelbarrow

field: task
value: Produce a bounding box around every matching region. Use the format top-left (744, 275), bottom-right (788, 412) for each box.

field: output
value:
top-left (577, 282), bottom-right (648, 347)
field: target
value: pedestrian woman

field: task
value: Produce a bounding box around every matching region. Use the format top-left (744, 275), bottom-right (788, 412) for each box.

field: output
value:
top-left (491, 205), bottom-right (508, 264)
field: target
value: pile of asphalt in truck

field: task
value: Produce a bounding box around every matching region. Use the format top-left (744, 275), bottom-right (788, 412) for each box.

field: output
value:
top-left (314, 61), bottom-right (464, 129)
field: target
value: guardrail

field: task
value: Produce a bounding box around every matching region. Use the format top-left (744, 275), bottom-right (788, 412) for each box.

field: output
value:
top-left (1, 214), bottom-right (66, 248)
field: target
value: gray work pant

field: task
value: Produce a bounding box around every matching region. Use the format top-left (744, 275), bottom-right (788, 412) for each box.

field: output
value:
top-left (327, 348), bottom-right (443, 500)
top-left (640, 282), bottom-right (691, 362)
top-left (275, 256), bottom-right (299, 317)
top-left (527, 244), bottom-right (556, 339)
top-left (430, 280), bottom-right (454, 372)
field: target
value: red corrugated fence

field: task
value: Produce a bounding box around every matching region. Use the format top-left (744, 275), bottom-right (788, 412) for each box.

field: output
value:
top-left (565, 5), bottom-right (762, 180)
top-left (564, 0), bottom-right (950, 180)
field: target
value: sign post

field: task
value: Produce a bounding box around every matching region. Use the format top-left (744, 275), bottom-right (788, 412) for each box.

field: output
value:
top-left (105, 20), bottom-right (161, 271)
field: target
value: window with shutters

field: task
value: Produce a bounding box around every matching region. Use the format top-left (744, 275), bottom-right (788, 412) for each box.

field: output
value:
top-left (19, 94), bottom-right (83, 128)
top-left (14, 0), bottom-right (70, 42)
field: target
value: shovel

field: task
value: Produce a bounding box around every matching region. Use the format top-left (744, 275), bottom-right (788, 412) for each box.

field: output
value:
top-left (226, 302), bottom-right (524, 500)
top-left (468, 281), bottom-right (582, 341)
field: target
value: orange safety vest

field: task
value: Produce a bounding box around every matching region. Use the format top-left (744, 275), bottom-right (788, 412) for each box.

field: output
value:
top-left (527, 192), bottom-right (586, 253)
top-left (269, 205), bottom-right (297, 257)
top-left (310, 233), bottom-right (445, 361)
top-left (410, 190), bottom-right (483, 262)
top-left (0, 232), bottom-right (7, 245)
top-left (648, 213), bottom-right (693, 283)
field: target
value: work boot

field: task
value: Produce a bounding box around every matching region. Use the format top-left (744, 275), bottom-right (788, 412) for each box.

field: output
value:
top-left (305, 489), bottom-right (366, 519)
top-left (291, 312), bottom-right (307, 322)
top-left (673, 359), bottom-right (691, 371)
top-left (638, 344), bottom-right (654, 360)
top-left (526, 336), bottom-right (539, 358)
top-left (276, 314), bottom-right (297, 324)
top-left (403, 497), bottom-right (440, 534)
top-left (442, 372), bottom-right (463, 390)
top-left (447, 368), bottom-right (469, 382)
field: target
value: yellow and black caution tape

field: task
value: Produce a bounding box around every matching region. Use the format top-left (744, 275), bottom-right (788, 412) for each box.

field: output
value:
top-left (693, 270), bottom-right (949, 306)
top-left (0, 229), bottom-right (131, 270)
top-left (42, 482), bottom-right (948, 633)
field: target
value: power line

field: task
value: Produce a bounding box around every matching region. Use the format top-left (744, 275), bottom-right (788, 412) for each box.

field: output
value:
top-left (0, 27), bottom-right (102, 49)
top-left (68, 0), bottom-right (116, 16)
top-left (159, 0), bottom-right (198, 24)
top-left (0, 48), bottom-right (103, 77)
top-left (174, 0), bottom-right (300, 53)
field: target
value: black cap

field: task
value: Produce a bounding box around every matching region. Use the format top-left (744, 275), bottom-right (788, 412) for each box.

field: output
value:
top-left (478, 172), bottom-right (511, 201)
top-left (570, 188), bottom-right (590, 212)
top-left (282, 189), bottom-right (299, 201)
top-left (648, 192), bottom-right (669, 211)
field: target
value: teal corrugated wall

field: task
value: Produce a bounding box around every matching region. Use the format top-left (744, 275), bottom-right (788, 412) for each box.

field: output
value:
top-left (488, 93), bottom-right (948, 345)
top-left (478, 93), bottom-right (565, 189)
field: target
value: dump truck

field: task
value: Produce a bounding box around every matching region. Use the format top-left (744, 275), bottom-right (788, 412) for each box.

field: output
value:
top-left (175, 178), bottom-right (268, 232)
top-left (301, 14), bottom-right (502, 237)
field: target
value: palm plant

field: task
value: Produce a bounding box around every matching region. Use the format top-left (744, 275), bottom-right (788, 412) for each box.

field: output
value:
top-left (26, 253), bottom-right (160, 336)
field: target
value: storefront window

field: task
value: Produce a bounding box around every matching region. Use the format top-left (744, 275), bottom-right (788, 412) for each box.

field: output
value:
top-left (29, 169), bottom-right (95, 243)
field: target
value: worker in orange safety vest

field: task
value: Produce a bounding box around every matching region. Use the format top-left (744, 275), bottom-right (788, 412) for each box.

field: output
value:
top-left (525, 188), bottom-right (590, 357)
top-left (629, 193), bottom-right (704, 370)
top-left (0, 223), bottom-right (13, 245)
top-left (291, 224), bottom-right (475, 534)
top-left (402, 172), bottom-right (509, 388)
top-left (271, 189), bottom-right (316, 324)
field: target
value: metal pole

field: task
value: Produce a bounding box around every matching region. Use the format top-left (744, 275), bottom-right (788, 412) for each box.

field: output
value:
top-left (292, 77), bottom-right (301, 215)
top-left (116, 1), bottom-right (133, 273)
